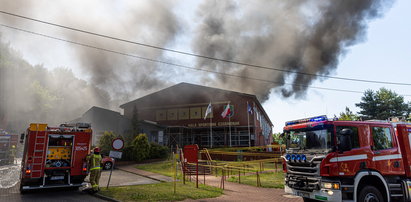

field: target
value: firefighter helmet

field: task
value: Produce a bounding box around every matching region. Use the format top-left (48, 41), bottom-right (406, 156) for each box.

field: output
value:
top-left (93, 147), bottom-right (100, 153)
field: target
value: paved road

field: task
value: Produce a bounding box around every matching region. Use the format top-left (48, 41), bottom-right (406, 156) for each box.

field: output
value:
top-left (0, 185), bottom-right (104, 202)
top-left (0, 165), bottom-right (159, 202)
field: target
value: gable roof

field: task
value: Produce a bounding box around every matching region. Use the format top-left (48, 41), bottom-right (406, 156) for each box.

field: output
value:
top-left (119, 82), bottom-right (273, 126)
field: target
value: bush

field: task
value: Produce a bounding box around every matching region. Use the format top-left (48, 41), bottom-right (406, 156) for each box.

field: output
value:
top-left (121, 145), bottom-right (135, 161)
top-left (98, 131), bottom-right (117, 156)
top-left (132, 134), bottom-right (150, 162)
top-left (149, 143), bottom-right (169, 159)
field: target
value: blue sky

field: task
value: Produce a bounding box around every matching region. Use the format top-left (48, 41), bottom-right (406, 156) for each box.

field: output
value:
top-left (265, 0), bottom-right (411, 132)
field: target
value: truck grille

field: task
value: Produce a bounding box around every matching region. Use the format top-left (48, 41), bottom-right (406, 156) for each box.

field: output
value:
top-left (286, 159), bottom-right (321, 191)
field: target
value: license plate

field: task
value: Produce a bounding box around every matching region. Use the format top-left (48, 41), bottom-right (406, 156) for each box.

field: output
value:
top-left (50, 176), bottom-right (64, 180)
top-left (296, 191), bottom-right (309, 198)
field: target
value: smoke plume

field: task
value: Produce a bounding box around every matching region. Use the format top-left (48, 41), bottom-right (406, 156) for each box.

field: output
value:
top-left (192, 0), bottom-right (392, 101)
top-left (0, 0), bottom-right (394, 131)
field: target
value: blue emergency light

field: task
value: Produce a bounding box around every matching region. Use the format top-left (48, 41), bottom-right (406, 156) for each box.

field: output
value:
top-left (301, 155), bottom-right (307, 161)
top-left (285, 115), bottom-right (328, 126)
top-left (286, 154), bottom-right (291, 161)
top-left (296, 154), bottom-right (301, 161)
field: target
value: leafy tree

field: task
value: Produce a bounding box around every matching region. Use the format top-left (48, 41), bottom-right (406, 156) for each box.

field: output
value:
top-left (132, 133), bottom-right (150, 162)
top-left (131, 106), bottom-right (140, 134)
top-left (123, 106), bottom-right (141, 146)
top-left (272, 133), bottom-right (286, 145)
top-left (356, 88), bottom-right (411, 120)
top-left (98, 131), bottom-right (117, 156)
top-left (338, 107), bottom-right (359, 121)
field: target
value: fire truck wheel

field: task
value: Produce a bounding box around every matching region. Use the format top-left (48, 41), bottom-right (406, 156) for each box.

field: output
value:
top-left (19, 184), bottom-right (27, 194)
top-left (103, 162), bottom-right (112, 170)
top-left (358, 185), bottom-right (384, 202)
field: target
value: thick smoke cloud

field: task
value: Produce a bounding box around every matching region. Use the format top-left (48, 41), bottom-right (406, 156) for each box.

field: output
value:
top-left (0, 38), bottom-right (111, 131)
top-left (0, 0), bottom-right (181, 131)
top-left (192, 0), bottom-right (392, 101)
top-left (0, 0), bottom-right (393, 132)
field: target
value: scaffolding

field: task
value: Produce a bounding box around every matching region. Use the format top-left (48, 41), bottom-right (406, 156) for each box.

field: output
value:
top-left (166, 126), bottom-right (256, 148)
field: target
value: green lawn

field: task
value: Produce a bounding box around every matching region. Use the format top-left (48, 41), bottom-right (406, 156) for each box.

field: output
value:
top-left (227, 171), bottom-right (285, 188)
top-left (100, 181), bottom-right (223, 201)
top-left (135, 160), bottom-right (176, 177)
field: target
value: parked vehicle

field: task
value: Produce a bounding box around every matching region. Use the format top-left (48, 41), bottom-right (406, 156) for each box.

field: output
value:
top-left (102, 156), bottom-right (114, 170)
top-left (20, 123), bottom-right (92, 192)
top-left (282, 115), bottom-right (411, 202)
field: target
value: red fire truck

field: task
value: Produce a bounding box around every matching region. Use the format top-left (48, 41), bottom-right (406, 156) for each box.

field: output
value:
top-left (20, 123), bottom-right (92, 192)
top-left (282, 115), bottom-right (411, 202)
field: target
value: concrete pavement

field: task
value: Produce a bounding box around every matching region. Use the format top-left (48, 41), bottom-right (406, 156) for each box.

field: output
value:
top-left (117, 164), bottom-right (173, 182)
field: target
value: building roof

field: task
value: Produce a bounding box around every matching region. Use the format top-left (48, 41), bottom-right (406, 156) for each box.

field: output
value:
top-left (120, 82), bottom-right (273, 127)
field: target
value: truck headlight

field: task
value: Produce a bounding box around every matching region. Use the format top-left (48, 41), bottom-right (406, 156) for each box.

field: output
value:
top-left (321, 182), bottom-right (340, 190)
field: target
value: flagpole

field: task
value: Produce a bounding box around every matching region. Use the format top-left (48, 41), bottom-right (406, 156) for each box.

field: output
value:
top-left (247, 101), bottom-right (251, 147)
top-left (210, 113), bottom-right (213, 148)
top-left (253, 102), bottom-right (257, 146)
top-left (229, 105), bottom-right (232, 147)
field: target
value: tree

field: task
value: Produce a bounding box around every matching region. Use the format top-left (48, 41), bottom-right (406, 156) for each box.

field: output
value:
top-left (338, 107), bottom-right (359, 121)
top-left (131, 106), bottom-right (140, 134)
top-left (98, 131), bottom-right (117, 156)
top-left (132, 133), bottom-right (150, 162)
top-left (356, 88), bottom-right (411, 120)
top-left (272, 132), bottom-right (286, 145)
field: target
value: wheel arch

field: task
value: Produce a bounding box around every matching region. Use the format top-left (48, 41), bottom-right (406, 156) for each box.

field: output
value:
top-left (354, 171), bottom-right (390, 202)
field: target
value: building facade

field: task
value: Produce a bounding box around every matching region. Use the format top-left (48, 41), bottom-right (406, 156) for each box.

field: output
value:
top-left (71, 106), bottom-right (131, 145)
top-left (120, 83), bottom-right (273, 148)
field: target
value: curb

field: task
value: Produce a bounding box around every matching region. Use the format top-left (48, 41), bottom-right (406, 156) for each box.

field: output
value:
top-left (93, 192), bottom-right (121, 202)
top-left (117, 167), bottom-right (167, 182)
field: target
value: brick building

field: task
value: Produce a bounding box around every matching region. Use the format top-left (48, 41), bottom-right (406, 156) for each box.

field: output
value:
top-left (120, 83), bottom-right (273, 148)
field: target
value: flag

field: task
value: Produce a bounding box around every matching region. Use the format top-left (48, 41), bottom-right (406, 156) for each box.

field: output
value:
top-left (221, 103), bottom-right (231, 118)
top-left (247, 103), bottom-right (253, 114)
top-left (204, 102), bottom-right (212, 120)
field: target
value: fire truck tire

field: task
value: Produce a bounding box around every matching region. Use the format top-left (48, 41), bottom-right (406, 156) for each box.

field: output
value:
top-left (302, 198), bottom-right (318, 202)
top-left (358, 185), bottom-right (384, 202)
top-left (19, 183), bottom-right (27, 194)
top-left (103, 162), bottom-right (112, 170)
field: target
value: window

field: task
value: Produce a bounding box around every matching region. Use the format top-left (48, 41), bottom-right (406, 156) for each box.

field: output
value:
top-left (372, 127), bottom-right (393, 150)
top-left (336, 126), bottom-right (360, 149)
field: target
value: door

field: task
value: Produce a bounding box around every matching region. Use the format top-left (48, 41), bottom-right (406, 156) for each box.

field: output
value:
top-left (335, 125), bottom-right (366, 176)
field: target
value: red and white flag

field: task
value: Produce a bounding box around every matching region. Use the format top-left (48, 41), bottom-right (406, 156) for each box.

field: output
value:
top-left (221, 103), bottom-right (231, 118)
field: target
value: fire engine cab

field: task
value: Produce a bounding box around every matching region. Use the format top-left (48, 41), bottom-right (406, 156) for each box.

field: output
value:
top-left (282, 115), bottom-right (411, 202)
top-left (20, 123), bottom-right (92, 192)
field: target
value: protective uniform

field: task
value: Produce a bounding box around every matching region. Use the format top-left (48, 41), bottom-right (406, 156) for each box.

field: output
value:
top-left (88, 148), bottom-right (102, 192)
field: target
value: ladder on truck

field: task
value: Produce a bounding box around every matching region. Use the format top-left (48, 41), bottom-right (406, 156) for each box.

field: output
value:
top-left (30, 124), bottom-right (47, 181)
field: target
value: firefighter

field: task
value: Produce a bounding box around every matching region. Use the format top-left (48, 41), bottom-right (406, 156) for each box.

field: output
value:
top-left (88, 147), bottom-right (102, 192)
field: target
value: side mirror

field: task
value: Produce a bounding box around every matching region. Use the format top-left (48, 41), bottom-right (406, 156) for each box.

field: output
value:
top-left (339, 129), bottom-right (352, 152)
top-left (20, 133), bottom-right (25, 144)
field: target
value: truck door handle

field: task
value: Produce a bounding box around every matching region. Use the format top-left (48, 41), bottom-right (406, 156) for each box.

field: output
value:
top-left (394, 161), bottom-right (400, 168)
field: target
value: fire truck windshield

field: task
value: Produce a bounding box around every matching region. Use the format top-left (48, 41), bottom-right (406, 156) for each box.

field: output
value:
top-left (285, 126), bottom-right (334, 152)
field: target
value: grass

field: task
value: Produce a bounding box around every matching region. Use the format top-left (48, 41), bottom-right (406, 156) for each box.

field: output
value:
top-left (227, 171), bottom-right (285, 188)
top-left (99, 181), bottom-right (223, 201)
top-left (135, 160), bottom-right (176, 177)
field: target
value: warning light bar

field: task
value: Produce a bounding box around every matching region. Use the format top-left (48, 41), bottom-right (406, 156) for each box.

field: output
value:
top-left (285, 115), bottom-right (328, 126)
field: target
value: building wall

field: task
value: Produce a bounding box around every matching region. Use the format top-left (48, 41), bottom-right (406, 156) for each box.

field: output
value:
top-left (73, 107), bottom-right (131, 146)
top-left (121, 83), bottom-right (273, 147)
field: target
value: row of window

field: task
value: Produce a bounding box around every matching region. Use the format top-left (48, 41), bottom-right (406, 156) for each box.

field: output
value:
top-left (337, 126), bottom-right (393, 151)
